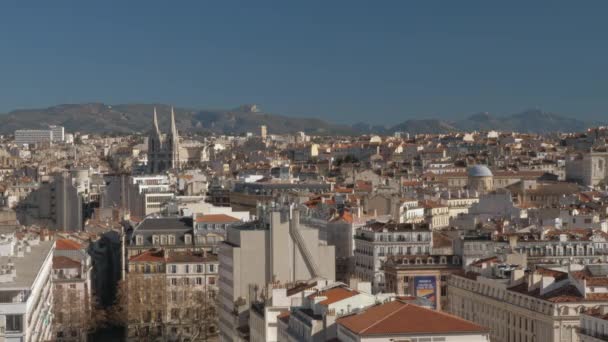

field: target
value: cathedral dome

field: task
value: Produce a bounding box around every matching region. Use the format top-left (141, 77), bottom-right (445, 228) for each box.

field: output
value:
top-left (467, 165), bottom-right (493, 177)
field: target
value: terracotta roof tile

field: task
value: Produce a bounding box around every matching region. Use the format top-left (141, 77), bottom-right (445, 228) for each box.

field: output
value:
top-left (55, 239), bottom-right (82, 251)
top-left (308, 287), bottom-right (359, 306)
top-left (195, 214), bottom-right (240, 223)
top-left (53, 256), bottom-right (81, 269)
top-left (338, 301), bottom-right (488, 336)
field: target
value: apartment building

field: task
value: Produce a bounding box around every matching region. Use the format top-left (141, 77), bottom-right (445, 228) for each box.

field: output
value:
top-left (277, 283), bottom-right (381, 342)
top-left (0, 227), bottom-right (54, 342)
top-left (218, 207), bottom-right (335, 342)
top-left (354, 222), bottom-right (432, 292)
top-left (447, 260), bottom-right (608, 342)
top-left (52, 239), bottom-right (92, 342)
top-left (14, 130), bottom-right (53, 146)
top-left (124, 249), bottom-right (219, 341)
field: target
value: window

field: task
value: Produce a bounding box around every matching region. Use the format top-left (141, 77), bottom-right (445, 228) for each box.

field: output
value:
top-left (6, 315), bottom-right (23, 332)
top-left (209, 277), bottom-right (216, 285)
top-left (171, 278), bottom-right (177, 286)
top-left (171, 265), bottom-right (177, 273)
top-left (196, 277), bottom-right (203, 285)
top-left (197, 265), bottom-right (203, 273)
top-left (185, 265), bottom-right (190, 273)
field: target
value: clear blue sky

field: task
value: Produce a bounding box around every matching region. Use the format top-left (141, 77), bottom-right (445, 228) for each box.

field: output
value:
top-left (0, 1), bottom-right (607, 124)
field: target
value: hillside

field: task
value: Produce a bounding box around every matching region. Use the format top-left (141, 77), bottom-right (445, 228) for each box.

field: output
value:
top-left (0, 103), bottom-right (357, 135)
top-left (0, 104), bottom-right (595, 135)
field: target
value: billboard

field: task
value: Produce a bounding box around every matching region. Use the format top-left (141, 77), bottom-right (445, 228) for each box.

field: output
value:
top-left (414, 276), bottom-right (437, 309)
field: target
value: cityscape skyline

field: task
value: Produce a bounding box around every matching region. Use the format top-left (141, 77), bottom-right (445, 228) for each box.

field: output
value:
top-left (1, 1), bottom-right (608, 123)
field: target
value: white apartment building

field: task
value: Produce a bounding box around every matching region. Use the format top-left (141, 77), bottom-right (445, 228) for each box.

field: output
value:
top-left (354, 222), bottom-right (432, 292)
top-left (249, 279), bottom-right (331, 342)
top-left (277, 282), bottom-right (382, 342)
top-left (218, 207), bottom-right (335, 342)
top-left (448, 261), bottom-right (608, 342)
top-left (49, 126), bottom-right (65, 143)
top-left (14, 130), bottom-right (53, 146)
top-left (0, 228), bottom-right (54, 342)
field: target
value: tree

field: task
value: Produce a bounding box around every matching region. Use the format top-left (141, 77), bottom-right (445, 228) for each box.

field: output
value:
top-left (53, 284), bottom-right (108, 341)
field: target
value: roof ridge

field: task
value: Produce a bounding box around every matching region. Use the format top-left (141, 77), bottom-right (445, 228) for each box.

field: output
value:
top-left (359, 302), bottom-right (410, 334)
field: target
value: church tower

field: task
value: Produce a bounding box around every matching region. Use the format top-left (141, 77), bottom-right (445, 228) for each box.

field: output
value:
top-left (147, 107), bottom-right (180, 174)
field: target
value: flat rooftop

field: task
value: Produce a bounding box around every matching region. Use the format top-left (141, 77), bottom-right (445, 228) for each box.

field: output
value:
top-left (0, 240), bottom-right (53, 290)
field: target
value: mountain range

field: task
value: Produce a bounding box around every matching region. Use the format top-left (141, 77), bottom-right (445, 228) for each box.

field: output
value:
top-left (0, 103), bottom-right (596, 135)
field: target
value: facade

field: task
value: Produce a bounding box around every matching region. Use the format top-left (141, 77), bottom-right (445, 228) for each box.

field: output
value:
top-left (383, 254), bottom-right (462, 310)
top-left (354, 222), bottom-right (433, 293)
top-left (578, 307), bottom-right (608, 341)
top-left (14, 129), bottom-right (53, 145)
top-left (0, 228), bottom-right (54, 342)
top-left (52, 239), bottom-right (93, 342)
top-left (49, 126), bottom-right (65, 143)
top-left (147, 107), bottom-right (180, 174)
top-left (15, 172), bottom-right (83, 231)
top-left (447, 262), bottom-right (608, 342)
top-left (218, 207), bottom-right (335, 342)
top-left (277, 283), bottom-right (381, 342)
top-left (124, 249), bottom-right (219, 341)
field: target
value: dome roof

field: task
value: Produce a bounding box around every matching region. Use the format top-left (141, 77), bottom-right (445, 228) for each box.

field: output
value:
top-left (467, 165), bottom-right (493, 177)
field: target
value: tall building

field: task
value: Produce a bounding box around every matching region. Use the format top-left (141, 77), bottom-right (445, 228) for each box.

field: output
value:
top-left (218, 207), bottom-right (335, 341)
top-left (15, 172), bottom-right (84, 232)
top-left (148, 107), bottom-right (180, 174)
top-left (49, 125), bottom-right (65, 143)
top-left (0, 227), bottom-right (54, 342)
top-left (260, 125), bottom-right (267, 140)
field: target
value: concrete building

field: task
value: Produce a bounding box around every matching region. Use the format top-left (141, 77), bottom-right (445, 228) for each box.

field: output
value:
top-left (14, 130), bottom-right (53, 146)
top-left (218, 207), bottom-right (335, 342)
top-left (0, 227), bottom-right (54, 342)
top-left (15, 172), bottom-right (83, 232)
top-left (49, 126), bottom-right (65, 143)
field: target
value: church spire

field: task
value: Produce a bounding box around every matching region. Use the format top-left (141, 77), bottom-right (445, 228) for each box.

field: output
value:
top-left (153, 107), bottom-right (160, 135)
top-left (170, 106), bottom-right (177, 136)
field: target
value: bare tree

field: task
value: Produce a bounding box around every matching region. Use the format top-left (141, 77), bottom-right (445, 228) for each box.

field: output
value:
top-left (109, 274), bottom-right (167, 342)
top-left (53, 285), bottom-right (108, 341)
top-left (166, 286), bottom-right (218, 341)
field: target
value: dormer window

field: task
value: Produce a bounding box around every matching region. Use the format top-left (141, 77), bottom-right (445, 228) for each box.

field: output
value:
top-left (168, 235), bottom-right (176, 245)
top-left (184, 234), bottom-right (192, 245)
top-left (136, 235), bottom-right (144, 246)
top-left (152, 235), bottom-right (159, 245)
top-left (161, 235), bottom-right (167, 245)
